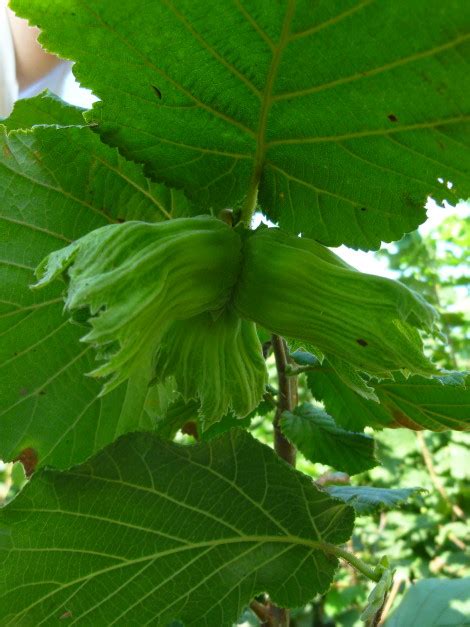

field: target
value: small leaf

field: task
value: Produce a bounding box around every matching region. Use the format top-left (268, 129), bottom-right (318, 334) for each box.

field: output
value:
top-left (13, 0), bottom-right (470, 249)
top-left (326, 486), bottom-right (424, 515)
top-left (0, 430), bottom-right (355, 625)
top-left (3, 90), bottom-right (84, 130)
top-left (281, 403), bottom-right (377, 475)
top-left (385, 578), bottom-right (470, 627)
top-left (290, 349), bottom-right (319, 367)
top-left (290, 349), bottom-right (378, 401)
top-left (308, 365), bottom-right (470, 431)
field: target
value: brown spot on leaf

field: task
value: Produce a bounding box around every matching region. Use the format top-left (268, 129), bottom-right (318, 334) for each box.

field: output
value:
top-left (3, 144), bottom-right (12, 158)
top-left (60, 611), bottom-right (72, 620)
top-left (218, 208), bottom-right (234, 225)
top-left (388, 408), bottom-right (423, 431)
top-left (19, 387), bottom-right (28, 396)
top-left (387, 114), bottom-right (398, 122)
top-left (14, 447), bottom-right (39, 477)
top-left (401, 191), bottom-right (419, 210)
top-left (356, 339), bottom-right (368, 347)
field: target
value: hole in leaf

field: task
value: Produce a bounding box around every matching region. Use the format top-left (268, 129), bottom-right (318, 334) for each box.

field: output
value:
top-left (151, 85), bottom-right (162, 100)
top-left (356, 338), bottom-right (368, 347)
top-left (387, 114), bottom-right (398, 122)
top-left (182, 421), bottom-right (199, 440)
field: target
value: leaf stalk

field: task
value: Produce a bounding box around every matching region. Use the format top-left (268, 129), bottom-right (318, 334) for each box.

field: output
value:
top-left (324, 544), bottom-right (381, 582)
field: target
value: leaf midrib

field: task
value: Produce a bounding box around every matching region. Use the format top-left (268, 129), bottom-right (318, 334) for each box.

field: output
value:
top-left (6, 529), bottom-right (328, 557)
top-left (4, 530), bottom-right (329, 624)
top-left (242, 0), bottom-right (296, 215)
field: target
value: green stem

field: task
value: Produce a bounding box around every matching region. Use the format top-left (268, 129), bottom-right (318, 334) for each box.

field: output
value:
top-left (324, 544), bottom-right (381, 582)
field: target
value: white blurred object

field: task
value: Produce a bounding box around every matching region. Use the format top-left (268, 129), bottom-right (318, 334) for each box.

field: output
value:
top-left (19, 61), bottom-right (71, 102)
top-left (19, 62), bottom-right (98, 110)
top-left (61, 70), bottom-right (98, 109)
top-left (0, 7), bottom-right (71, 117)
top-left (422, 197), bottom-right (470, 237)
top-left (22, 64), bottom-right (98, 110)
top-left (0, 6), bottom-right (18, 117)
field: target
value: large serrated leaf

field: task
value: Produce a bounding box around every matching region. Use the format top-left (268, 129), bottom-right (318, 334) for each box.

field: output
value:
top-left (12, 0), bottom-right (470, 249)
top-left (385, 578), bottom-right (470, 627)
top-left (0, 430), bottom-right (354, 625)
top-left (308, 365), bottom-right (470, 431)
top-left (0, 118), bottom-right (188, 468)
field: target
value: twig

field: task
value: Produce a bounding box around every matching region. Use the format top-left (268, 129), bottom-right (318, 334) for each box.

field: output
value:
top-left (257, 335), bottom-right (298, 627)
top-left (249, 599), bottom-right (289, 627)
top-left (272, 335), bottom-right (297, 466)
top-left (448, 532), bottom-right (466, 551)
top-left (378, 573), bottom-right (406, 625)
top-left (250, 599), bottom-right (271, 625)
top-left (416, 432), bottom-right (465, 520)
